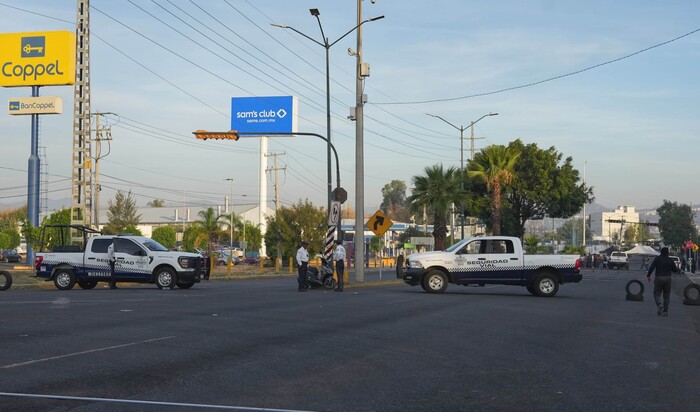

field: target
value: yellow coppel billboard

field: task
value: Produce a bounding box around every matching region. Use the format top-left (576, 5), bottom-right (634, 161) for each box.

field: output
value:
top-left (0, 30), bottom-right (75, 87)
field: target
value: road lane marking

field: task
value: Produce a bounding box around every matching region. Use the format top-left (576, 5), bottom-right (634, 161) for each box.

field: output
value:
top-left (0, 336), bottom-right (175, 369)
top-left (0, 392), bottom-right (311, 411)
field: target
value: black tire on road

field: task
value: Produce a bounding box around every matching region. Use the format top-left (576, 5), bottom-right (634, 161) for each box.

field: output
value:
top-left (177, 281), bottom-right (195, 289)
top-left (683, 284), bottom-right (700, 305)
top-left (625, 279), bottom-right (644, 301)
top-left (533, 272), bottom-right (559, 297)
top-left (526, 286), bottom-right (537, 296)
top-left (0, 270), bottom-right (12, 291)
top-left (54, 269), bottom-right (76, 290)
top-left (154, 267), bottom-right (177, 289)
top-left (77, 279), bottom-right (98, 289)
top-left (422, 270), bottom-right (448, 294)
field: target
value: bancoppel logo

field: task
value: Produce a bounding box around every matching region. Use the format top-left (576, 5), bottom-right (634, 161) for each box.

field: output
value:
top-left (21, 36), bottom-right (45, 58)
top-left (9, 101), bottom-right (20, 111)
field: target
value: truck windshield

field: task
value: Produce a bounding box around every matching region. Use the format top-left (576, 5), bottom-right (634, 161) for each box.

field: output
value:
top-left (444, 238), bottom-right (473, 253)
top-left (142, 239), bottom-right (169, 252)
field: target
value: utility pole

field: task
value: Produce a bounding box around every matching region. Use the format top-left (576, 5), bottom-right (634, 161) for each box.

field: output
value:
top-left (92, 111), bottom-right (115, 229)
top-left (71, 0), bottom-right (93, 242)
top-left (469, 122), bottom-right (486, 161)
top-left (265, 151), bottom-right (286, 269)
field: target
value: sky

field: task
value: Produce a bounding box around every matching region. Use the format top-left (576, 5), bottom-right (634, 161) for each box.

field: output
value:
top-left (0, 0), bottom-right (699, 219)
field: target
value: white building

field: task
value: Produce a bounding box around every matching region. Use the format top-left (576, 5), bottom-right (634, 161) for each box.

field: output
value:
top-left (589, 205), bottom-right (640, 243)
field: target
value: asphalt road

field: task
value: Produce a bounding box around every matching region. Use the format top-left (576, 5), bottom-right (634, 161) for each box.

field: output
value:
top-left (1, 267), bottom-right (699, 411)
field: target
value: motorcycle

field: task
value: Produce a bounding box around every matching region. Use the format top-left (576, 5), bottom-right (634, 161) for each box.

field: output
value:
top-left (305, 258), bottom-right (336, 290)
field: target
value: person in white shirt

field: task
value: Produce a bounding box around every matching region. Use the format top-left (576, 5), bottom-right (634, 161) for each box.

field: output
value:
top-left (333, 239), bottom-right (346, 292)
top-left (296, 241), bottom-right (309, 292)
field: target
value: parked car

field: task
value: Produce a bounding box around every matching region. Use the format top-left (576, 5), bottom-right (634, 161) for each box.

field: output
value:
top-left (3, 250), bottom-right (22, 263)
top-left (608, 251), bottom-right (629, 270)
top-left (215, 251), bottom-right (240, 266)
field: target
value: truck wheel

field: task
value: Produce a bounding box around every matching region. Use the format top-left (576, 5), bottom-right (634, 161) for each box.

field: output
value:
top-left (533, 272), bottom-right (559, 297)
top-left (0, 270), bottom-right (12, 291)
top-left (154, 267), bottom-right (176, 289)
top-left (177, 281), bottom-right (195, 289)
top-left (526, 286), bottom-right (537, 296)
top-left (77, 279), bottom-right (98, 289)
top-left (423, 270), bottom-right (448, 294)
top-left (54, 269), bottom-right (76, 290)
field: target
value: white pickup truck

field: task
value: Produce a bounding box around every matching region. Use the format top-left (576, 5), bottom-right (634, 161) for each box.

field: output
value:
top-left (398, 236), bottom-right (582, 297)
top-left (35, 226), bottom-right (205, 290)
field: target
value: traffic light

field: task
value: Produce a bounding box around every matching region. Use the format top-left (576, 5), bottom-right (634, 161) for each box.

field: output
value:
top-left (193, 130), bottom-right (239, 140)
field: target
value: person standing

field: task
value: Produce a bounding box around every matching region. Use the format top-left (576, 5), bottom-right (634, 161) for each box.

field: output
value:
top-left (646, 247), bottom-right (679, 316)
top-left (296, 241), bottom-right (309, 292)
top-left (333, 239), bottom-right (346, 292)
top-left (107, 241), bottom-right (117, 290)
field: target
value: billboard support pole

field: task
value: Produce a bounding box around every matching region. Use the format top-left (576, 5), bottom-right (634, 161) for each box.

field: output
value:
top-left (26, 85), bottom-right (41, 265)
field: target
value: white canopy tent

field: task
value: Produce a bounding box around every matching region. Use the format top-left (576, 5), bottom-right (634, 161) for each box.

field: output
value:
top-left (625, 245), bottom-right (660, 256)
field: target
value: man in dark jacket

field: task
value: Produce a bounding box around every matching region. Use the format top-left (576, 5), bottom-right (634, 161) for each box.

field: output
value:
top-left (646, 247), bottom-right (679, 316)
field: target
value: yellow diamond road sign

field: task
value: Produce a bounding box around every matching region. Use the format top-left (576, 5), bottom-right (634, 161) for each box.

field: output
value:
top-left (366, 210), bottom-right (393, 237)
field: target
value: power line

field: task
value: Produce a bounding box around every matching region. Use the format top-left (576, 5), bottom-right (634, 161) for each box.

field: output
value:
top-left (373, 27), bottom-right (700, 105)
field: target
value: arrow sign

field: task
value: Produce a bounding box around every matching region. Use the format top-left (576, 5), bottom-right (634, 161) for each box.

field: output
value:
top-left (373, 216), bottom-right (385, 231)
top-left (367, 210), bottom-right (393, 237)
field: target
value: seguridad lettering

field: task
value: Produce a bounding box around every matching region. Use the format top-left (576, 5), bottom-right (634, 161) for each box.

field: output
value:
top-left (1, 60), bottom-right (64, 81)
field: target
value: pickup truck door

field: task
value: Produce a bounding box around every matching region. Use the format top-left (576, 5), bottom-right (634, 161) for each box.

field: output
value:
top-left (455, 239), bottom-right (522, 283)
top-left (84, 238), bottom-right (113, 279)
top-left (113, 238), bottom-right (150, 281)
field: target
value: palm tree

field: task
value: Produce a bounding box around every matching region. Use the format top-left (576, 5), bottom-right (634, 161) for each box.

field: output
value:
top-left (193, 207), bottom-right (226, 254)
top-left (467, 145), bottom-right (520, 235)
top-left (406, 164), bottom-right (468, 250)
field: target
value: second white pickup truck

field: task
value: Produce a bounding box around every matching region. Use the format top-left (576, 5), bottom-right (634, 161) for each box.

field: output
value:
top-left (398, 236), bottom-right (582, 297)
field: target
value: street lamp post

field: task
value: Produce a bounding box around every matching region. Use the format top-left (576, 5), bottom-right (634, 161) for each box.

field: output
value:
top-left (426, 112), bottom-right (498, 238)
top-left (272, 8), bottom-right (384, 237)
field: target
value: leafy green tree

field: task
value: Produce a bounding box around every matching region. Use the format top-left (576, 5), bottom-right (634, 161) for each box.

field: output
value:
top-left (123, 224), bottom-right (142, 236)
top-left (657, 200), bottom-right (696, 248)
top-left (380, 180), bottom-right (411, 222)
top-left (467, 145), bottom-right (520, 236)
top-left (556, 218), bottom-right (591, 246)
top-left (407, 164), bottom-right (468, 250)
top-left (504, 140), bottom-right (593, 238)
top-left (193, 207), bottom-right (225, 255)
top-left (523, 235), bottom-right (542, 254)
top-left (147, 199), bottom-right (165, 207)
top-left (0, 230), bottom-right (19, 250)
top-left (152, 226), bottom-right (177, 249)
top-left (103, 191), bottom-right (141, 234)
top-left (32, 208), bottom-right (71, 251)
top-left (265, 200), bottom-right (326, 261)
top-left (182, 225), bottom-right (205, 251)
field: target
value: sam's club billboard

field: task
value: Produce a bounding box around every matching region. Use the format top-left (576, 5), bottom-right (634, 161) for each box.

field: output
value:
top-left (231, 95), bottom-right (298, 134)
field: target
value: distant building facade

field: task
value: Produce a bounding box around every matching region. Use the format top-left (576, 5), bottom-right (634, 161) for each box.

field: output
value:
top-left (589, 205), bottom-right (640, 243)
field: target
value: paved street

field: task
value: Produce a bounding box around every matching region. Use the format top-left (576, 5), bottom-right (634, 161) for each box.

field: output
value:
top-left (1, 266), bottom-right (699, 411)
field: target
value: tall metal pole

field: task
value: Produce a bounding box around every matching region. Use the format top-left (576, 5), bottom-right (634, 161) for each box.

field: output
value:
top-left (27, 85), bottom-right (41, 265)
top-left (355, 0), bottom-right (365, 281)
top-left (583, 160), bottom-right (587, 247)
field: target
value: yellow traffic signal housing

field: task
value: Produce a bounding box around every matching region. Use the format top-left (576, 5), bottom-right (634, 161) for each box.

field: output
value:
top-left (193, 130), bottom-right (239, 140)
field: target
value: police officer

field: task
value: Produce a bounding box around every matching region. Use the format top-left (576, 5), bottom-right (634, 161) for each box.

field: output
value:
top-left (296, 241), bottom-right (309, 292)
top-left (333, 239), bottom-right (346, 292)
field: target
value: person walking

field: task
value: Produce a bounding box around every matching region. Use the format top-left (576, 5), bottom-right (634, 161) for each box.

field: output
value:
top-left (646, 247), bottom-right (679, 316)
top-left (296, 241), bottom-right (309, 292)
top-left (107, 241), bottom-right (117, 289)
top-left (333, 239), bottom-right (346, 292)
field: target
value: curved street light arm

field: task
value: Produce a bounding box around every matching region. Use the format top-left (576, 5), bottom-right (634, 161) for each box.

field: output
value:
top-left (329, 15), bottom-right (385, 48)
top-left (426, 113), bottom-right (462, 132)
top-left (236, 131), bottom-right (340, 190)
